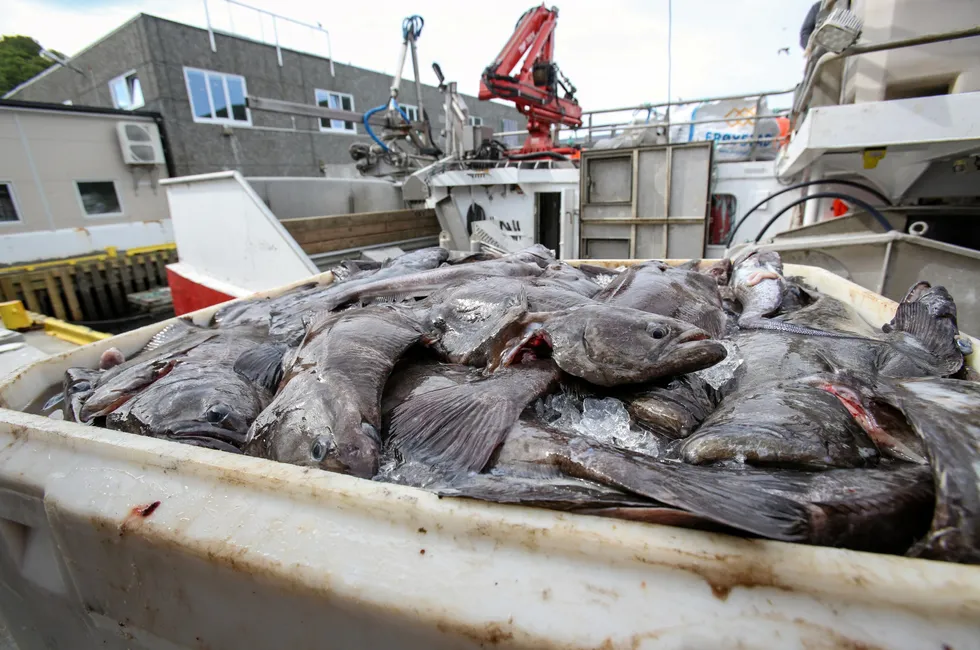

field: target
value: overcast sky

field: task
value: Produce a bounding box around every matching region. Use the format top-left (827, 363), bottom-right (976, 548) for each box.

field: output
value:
top-left (3, 0), bottom-right (814, 110)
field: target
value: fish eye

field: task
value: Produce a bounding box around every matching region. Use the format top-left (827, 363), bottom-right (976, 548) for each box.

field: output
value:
top-left (310, 435), bottom-right (330, 462)
top-left (432, 315), bottom-right (447, 330)
top-left (648, 324), bottom-right (669, 340)
top-left (205, 403), bottom-right (232, 424)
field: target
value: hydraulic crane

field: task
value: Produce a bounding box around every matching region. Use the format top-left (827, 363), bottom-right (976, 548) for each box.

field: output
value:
top-left (479, 4), bottom-right (582, 156)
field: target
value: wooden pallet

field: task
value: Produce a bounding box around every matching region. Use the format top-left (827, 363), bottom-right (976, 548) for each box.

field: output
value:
top-left (0, 248), bottom-right (177, 323)
top-left (280, 208), bottom-right (440, 256)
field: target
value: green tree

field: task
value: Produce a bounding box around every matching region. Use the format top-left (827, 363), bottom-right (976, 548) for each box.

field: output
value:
top-left (0, 35), bottom-right (58, 95)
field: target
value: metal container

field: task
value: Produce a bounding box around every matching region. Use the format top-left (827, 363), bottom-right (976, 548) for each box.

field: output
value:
top-left (0, 263), bottom-right (977, 650)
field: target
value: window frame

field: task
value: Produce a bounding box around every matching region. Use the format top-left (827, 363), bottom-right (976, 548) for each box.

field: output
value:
top-left (74, 180), bottom-right (125, 219)
top-left (468, 116), bottom-right (484, 127)
top-left (501, 118), bottom-right (520, 146)
top-left (315, 89), bottom-right (358, 134)
top-left (0, 181), bottom-right (23, 225)
top-left (108, 69), bottom-right (145, 110)
top-left (400, 103), bottom-right (419, 122)
top-left (183, 67), bottom-right (252, 126)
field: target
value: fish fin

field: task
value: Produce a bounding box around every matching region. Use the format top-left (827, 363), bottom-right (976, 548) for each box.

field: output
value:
top-left (555, 443), bottom-right (812, 542)
top-left (885, 301), bottom-right (960, 364)
top-left (42, 391), bottom-right (65, 412)
top-left (595, 266), bottom-right (638, 302)
top-left (389, 381), bottom-right (523, 474)
top-left (233, 343), bottom-right (289, 391)
top-left (141, 320), bottom-right (196, 352)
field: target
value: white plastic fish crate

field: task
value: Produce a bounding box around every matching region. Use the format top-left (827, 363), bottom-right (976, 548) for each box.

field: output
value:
top-left (0, 262), bottom-right (977, 650)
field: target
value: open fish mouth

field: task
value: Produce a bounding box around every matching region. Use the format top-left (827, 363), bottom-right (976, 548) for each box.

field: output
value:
top-left (500, 325), bottom-right (554, 367)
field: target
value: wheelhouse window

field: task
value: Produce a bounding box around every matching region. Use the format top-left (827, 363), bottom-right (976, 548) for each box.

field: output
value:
top-left (0, 183), bottom-right (21, 223)
top-left (469, 116), bottom-right (484, 127)
top-left (109, 71), bottom-right (144, 110)
top-left (315, 90), bottom-right (356, 133)
top-left (183, 68), bottom-right (250, 125)
top-left (76, 181), bottom-right (122, 217)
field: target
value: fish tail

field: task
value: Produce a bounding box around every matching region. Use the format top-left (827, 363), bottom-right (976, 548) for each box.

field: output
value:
top-left (554, 443), bottom-right (812, 542)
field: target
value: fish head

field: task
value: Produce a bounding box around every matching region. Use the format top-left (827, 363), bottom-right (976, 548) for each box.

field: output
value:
top-left (244, 374), bottom-right (380, 478)
top-left (108, 367), bottom-right (267, 448)
top-left (63, 366), bottom-right (102, 423)
top-left (546, 305), bottom-right (728, 387)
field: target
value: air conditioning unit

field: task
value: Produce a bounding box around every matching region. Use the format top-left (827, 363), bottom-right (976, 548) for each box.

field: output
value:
top-left (116, 122), bottom-right (165, 165)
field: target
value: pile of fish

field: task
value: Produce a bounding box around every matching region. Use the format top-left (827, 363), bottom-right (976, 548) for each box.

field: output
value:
top-left (52, 246), bottom-right (980, 564)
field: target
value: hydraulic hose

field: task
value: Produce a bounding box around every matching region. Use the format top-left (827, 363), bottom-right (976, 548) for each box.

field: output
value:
top-left (403, 15), bottom-right (424, 40)
top-left (752, 191), bottom-right (894, 244)
top-left (725, 179), bottom-right (893, 247)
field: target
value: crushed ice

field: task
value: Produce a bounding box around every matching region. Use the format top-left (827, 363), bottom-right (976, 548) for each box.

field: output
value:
top-left (535, 393), bottom-right (660, 456)
top-left (695, 339), bottom-right (743, 391)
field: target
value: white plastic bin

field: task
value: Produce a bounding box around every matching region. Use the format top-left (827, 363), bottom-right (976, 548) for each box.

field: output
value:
top-left (0, 263), bottom-right (977, 650)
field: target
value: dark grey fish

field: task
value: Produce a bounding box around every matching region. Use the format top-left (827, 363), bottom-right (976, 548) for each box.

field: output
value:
top-left (595, 261), bottom-right (727, 338)
top-left (321, 246), bottom-right (550, 310)
top-left (106, 363), bottom-right (273, 453)
top-left (893, 378), bottom-right (980, 563)
top-left (62, 366), bottom-right (102, 423)
top-left (799, 371), bottom-right (927, 464)
top-left (244, 305), bottom-right (423, 478)
top-left (77, 322), bottom-right (226, 421)
top-left (538, 262), bottom-right (601, 297)
top-left (812, 374), bottom-right (980, 563)
top-left (556, 438), bottom-right (933, 551)
top-left (680, 379), bottom-right (878, 469)
top-left (730, 282), bottom-right (967, 392)
top-left (434, 473), bottom-right (650, 510)
top-left (541, 304), bottom-right (727, 387)
top-left (387, 360), bottom-right (561, 475)
top-left (622, 374), bottom-right (720, 439)
top-left (419, 278), bottom-right (592, 366)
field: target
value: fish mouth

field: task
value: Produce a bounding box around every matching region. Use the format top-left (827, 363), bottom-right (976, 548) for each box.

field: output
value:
top-left (675, 330), bottom-right (709, 345)
top-left (656, 339), bottom-right (728, 376)
top-left (168, 421), bottom-right (248, 447)
top-left (499, 324), bottom-right (554, 367)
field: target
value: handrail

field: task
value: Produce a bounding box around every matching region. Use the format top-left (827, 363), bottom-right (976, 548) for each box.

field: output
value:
top-left (792, 24), bottom-right (980, 118)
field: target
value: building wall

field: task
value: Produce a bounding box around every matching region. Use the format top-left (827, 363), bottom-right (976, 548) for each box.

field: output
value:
top-left (0, 106), bottom-right (170, 236)
top-left (10, 14), bottom-right (525, 177)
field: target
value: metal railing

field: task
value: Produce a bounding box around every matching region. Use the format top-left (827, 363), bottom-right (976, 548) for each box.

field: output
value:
top-left (203, 0), bottom-right (335, 75)
top-left (791, 24), bottom-right (980, 121)
top-left (492, 88), bottom-right (795, 152)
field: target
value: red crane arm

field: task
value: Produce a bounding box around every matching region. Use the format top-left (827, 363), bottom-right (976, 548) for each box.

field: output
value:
top-left (479, 4), bottom-right (582, 155)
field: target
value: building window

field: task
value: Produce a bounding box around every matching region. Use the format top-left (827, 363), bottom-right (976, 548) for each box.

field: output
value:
top-left (501, 118), bottom-right (520, 147)
top-left (469, 116), bottom-right (484, 127)
top-left (400, 104), bottom-right (419, 122)
top-left (76, 181), bottom-right (122, 217)
top-left (315, 90), bottom-right (356, 133)
top-left (0, 183), bottom-right (21, 223)
top-left (183, 67), bottom-right (250, 125)
top-left (109, 70), bottom-right (144, 110)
